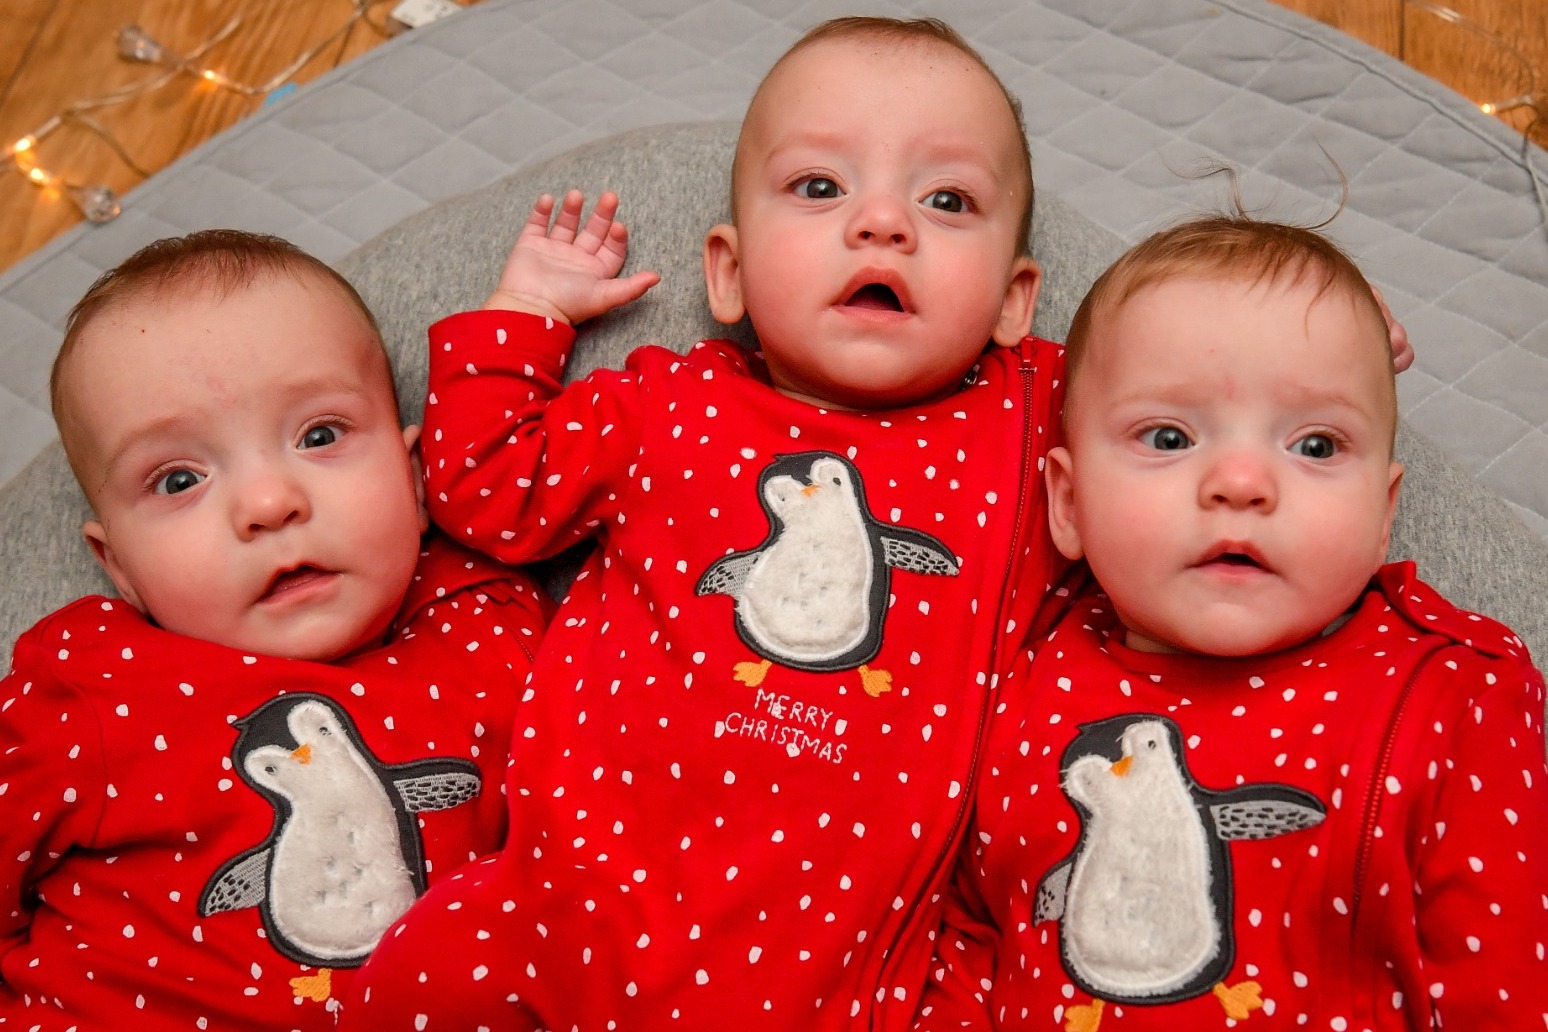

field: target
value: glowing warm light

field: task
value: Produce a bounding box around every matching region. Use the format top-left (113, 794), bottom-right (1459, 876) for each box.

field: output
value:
top-left (8, 1), bottom-right (391, 225)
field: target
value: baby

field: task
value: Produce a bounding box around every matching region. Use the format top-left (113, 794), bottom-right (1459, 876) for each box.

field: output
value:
top-left (344, 16), bottom-right (1062, 1031)
top-left (918, 213), bottom-right (1548, 1030)
top-left (0, 229), bottom-right (550, 1028)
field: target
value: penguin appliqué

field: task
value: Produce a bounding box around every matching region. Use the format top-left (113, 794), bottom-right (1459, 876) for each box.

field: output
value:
top-left (199, 693), bottom-right (482, 999)
top-left (696, 451), bottom-right (959, 697)
top-left (1035, 714), bottom-right (1326, 1030)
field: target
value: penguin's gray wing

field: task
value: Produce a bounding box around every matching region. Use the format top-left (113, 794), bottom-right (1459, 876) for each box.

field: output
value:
top-left (1209, 783), bottom-right (1327, 841)
top-left (1033, 858), bottom-right (1073, 923)
top-left (199, 845), bottom-right (271, 916)
top-left (696, 551), bottom-right (760, 597)
top-left (879, 526), bottom-right (959, 577)
top-left (391, 757), bottom-right (482, 813)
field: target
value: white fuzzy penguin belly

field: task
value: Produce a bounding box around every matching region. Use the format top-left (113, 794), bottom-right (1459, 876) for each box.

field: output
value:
top-left (739, 513), bottom-right (871, 662)
top-left (1063, 785), bottom-right (1220, 998)
top-left (266, 759), bottom-right (417, 960)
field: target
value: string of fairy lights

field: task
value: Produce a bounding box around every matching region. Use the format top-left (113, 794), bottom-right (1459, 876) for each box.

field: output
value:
top-left (1399, 0), bottom-right (1547, 227)
top-left (3, 0), bottom-right (1544, 231)
top-left (4, 0), bottom-right (394, 224)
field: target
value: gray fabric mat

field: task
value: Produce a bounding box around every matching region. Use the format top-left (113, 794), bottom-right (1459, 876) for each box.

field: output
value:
top-left (0, 0), bottom-right (1544, 538)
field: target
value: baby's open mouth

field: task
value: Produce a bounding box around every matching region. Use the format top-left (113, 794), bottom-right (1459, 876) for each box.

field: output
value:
top-left (1200, 547), bottom-right (1268, 572)
top-left (262, 565), bottom-right (330, 600)
top-left (843, 283), bottom-right (905, 312)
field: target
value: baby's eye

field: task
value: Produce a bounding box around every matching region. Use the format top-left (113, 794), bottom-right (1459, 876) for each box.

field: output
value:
top-left (1292, 433), bottom-right (1337, 459)
top-left (153, 468), bottom-right (205, 495)
top-left (922, 190), bottom-right (965, 213)
top-left (1140, 426), bottom-right (1192, 451)
top-left (794, 177), bottom-right (842, 200)
top-left (300, 424), bottom-right (341, 450)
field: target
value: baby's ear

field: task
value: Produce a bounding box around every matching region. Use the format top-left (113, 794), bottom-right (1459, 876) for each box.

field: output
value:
top-left (703, 224), bottom-right (746, 326)
top-left (402, 425), bottom-right (430, 534)
top-left (82, 520), bottom-right (146, 613)
top-left (1044, 446), bottom-right (1085, 562)
top-left (1380, 460), bottom-right (1404, 558)
top-left (991, 256), bottom-right (1041, 347)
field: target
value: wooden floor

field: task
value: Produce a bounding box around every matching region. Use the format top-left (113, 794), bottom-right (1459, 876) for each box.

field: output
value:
top-left (1, 0), bottom-right (1544, 277)
top-left (1, 0), bottom-right (411, 275)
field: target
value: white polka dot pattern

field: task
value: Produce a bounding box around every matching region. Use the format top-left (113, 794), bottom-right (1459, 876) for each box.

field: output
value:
top-left (917, 563), bottom-right (1548, 1029)
top-left (339, 311), bottom-right (1068, 1029)
top-left (0, 537), bottom-right (549, 1027)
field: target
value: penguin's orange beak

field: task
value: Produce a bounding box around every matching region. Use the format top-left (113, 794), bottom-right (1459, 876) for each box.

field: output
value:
top-left (292, 743), bottom-right (313, 765)
top-left (802, 483), bottom-right (821, 496)
top-left (1110, 755), bottom-right (1133, 777)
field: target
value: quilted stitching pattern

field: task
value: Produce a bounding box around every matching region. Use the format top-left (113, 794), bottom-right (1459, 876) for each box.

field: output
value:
top-left (1, 0), bottom-right (1543, 537)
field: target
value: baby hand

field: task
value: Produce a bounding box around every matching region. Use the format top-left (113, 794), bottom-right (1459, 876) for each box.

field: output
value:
top-left (484, 190), bottom-right (660, 324)
top-left (1371, 285), bottom-right (1413, 373)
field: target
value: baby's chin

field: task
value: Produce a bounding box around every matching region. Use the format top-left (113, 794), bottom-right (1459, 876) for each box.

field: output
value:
top-left (1124, 616), bottom-right (1341, 659)
top-left (222, 614), bottom-right (394, 664)
top-left (774, 370), bottom-right (967, 412)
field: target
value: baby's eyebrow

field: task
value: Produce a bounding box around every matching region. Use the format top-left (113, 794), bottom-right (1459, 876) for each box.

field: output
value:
top-left (271, 373), bottom-right (376, 401)
top-left (763, 130), bottom-right (851, 166)
top-left (96, 411), bottom-right (201, 490)
top-left (769, 129), bottom-right (997, 168)
top-left (1105, 378), bottom-right (1377, 420)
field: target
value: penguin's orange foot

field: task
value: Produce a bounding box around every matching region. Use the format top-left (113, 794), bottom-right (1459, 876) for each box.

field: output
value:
top-left (734, 659), bottom-right (772, 687)
top-left (291, 967), bottom-right (332, 1003)
top-left (859, 664), bottom-right (893, 698)
top-left (1065, 998), bottom-right (1103, 1032)
top-left (1213, 980), bottom-right (1264, 1020)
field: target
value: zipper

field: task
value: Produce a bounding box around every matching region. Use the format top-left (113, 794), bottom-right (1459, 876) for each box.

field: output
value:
top-left (868, 344), bottom-right (1041, 1029)
top-left (1350, 641), bottom-right (1448, 923)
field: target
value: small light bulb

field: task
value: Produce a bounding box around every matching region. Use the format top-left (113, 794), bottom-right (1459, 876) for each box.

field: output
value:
top-left (116, 25), bottom-right (166, 64)
top-left (67, 184), bottom-right (123, 224)
top-left (27, 167), bottom-right (49, 185)
top-left (12, 136), bottom-right (34, 154)
top-left (1480, 102), bottom-right (1496, 115)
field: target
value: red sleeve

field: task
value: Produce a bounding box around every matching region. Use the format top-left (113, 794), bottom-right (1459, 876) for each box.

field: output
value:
top-left (422, 310), bottom-right (648, 564)
top-left (914, 833), bottom-right (997, 1030)
top-left (1412, 648), bottom-right (1548, 1021)
top-left (0, 626), bottom-right (110, 984)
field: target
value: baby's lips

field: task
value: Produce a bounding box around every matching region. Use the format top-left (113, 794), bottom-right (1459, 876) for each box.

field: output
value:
top-left (837, 267), bottom-right (914, 313)
top-left (1196, 541), bottom-right (1271, 571)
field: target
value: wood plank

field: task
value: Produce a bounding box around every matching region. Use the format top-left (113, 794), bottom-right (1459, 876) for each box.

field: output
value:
top-left (1, 1), bottom-right (220, 268)
top-left (0, 0), bottom-right (58, 104)
top-left (0, 0), bottom-right (401, 276)
top-left (1271, 0), bottom-right (1546, 147)
top-left (1265, 0), bottom-right (1404, 54)
top-left (1401, 0), bottom-right (1547, 144)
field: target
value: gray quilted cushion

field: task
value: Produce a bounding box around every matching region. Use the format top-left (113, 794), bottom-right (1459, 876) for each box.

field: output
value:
top-left (2, 121), bottom-right (1544, 668)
